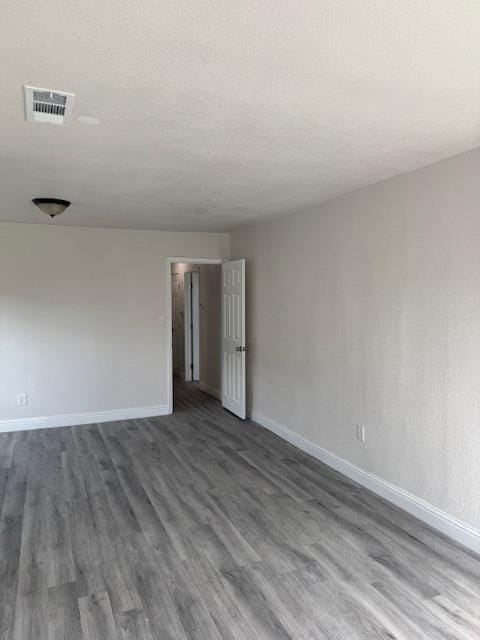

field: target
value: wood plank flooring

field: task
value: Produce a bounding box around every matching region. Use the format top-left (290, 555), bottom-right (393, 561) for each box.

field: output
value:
top-left (1, 381), bottom-right (480, 639)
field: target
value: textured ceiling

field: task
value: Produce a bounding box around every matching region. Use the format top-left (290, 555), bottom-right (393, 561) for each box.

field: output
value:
top-left (1, 1), bottom-right (480, 231)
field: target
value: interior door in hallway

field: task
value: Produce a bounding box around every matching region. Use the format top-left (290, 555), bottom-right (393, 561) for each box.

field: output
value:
top-left (222, 259), bottom-right (246, 419)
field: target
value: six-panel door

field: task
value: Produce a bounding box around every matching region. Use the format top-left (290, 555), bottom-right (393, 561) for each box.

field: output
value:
top-left (221, 259), bottom-right (246, 419)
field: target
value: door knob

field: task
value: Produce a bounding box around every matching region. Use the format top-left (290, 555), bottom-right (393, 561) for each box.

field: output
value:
top-left (235, 346), bottom-right (248, 352)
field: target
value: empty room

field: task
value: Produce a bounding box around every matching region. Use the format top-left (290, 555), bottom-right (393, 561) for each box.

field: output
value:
top-left (1, 2), bottom-right (480, 639)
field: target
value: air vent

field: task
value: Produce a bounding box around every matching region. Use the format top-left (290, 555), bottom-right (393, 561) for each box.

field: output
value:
top-left (24, 86), bottom-right (75, 125)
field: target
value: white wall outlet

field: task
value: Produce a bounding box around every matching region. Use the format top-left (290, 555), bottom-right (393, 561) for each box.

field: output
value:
top-left (356, 425), bottom-right (366, 442)
top-left (17, 393), bottom-right (28, 407)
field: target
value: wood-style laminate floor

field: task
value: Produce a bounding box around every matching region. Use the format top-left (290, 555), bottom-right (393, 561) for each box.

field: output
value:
top-left (1, 382), bottom-right (480, 639)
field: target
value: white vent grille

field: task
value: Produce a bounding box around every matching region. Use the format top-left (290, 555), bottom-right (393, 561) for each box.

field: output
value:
top-left (24, 86), bottom-right (75, 125)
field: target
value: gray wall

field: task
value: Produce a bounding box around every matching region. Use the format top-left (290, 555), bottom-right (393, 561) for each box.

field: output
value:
top-left (0, 223), bottom-right (229, 419)
top-left (232, 147), bottom-right (480, 530)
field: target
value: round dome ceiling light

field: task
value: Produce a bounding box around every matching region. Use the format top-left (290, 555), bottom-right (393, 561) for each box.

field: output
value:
top-left (32, 198), bottom-right (71, 219)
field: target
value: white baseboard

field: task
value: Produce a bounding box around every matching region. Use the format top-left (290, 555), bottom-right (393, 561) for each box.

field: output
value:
top-left (199, 381), bottom-right (221, 400)
top-left (0, 404), bottom-right (169, 433)
top-left (250, 410), bottom-right (480, 556)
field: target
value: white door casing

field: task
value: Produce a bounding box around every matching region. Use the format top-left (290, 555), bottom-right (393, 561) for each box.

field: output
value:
top-left (221, 259), bottom-right (246, 419)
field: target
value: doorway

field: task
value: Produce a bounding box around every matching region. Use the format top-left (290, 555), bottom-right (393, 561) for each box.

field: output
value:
top-left (170, 260), bottom-right (222, 411)
top-left (167, 257), bottom-right (246, 418)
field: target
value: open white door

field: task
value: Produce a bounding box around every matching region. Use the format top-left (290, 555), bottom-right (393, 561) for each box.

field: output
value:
top-left (184, 271), bottom-right (200, 381)
top-left (222, 259), bottom-right (246, 419)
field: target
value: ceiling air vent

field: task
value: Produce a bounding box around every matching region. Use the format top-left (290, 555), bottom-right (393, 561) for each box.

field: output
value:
top-left (24, 85), bottom-right (75, 125)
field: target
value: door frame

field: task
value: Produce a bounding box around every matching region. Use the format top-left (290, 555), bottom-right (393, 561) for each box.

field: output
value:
top-left (166, 257), bottom-right (224, 414)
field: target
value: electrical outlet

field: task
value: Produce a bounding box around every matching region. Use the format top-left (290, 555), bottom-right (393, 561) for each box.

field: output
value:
top-left (356, 425), bottom-right (366, 442)
top-left (17, 393), bottom-right (28, 407)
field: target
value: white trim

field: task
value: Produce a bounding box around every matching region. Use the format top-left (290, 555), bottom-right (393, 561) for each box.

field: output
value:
top-left (169, 257), bottom-right (226, 265)
top-left (250, 410), bottom-right (480, 555)
top-left (0, 404), bottom-right (169, 433)
top-left (198, 381), bottom-right (221, 400)
top-left (166, 257), bottom-right (225, 414)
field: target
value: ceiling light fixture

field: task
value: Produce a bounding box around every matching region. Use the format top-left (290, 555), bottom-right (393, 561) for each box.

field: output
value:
top-left (32, 198), bottom-right (71, 219)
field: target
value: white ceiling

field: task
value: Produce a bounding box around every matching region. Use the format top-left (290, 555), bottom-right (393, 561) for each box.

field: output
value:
top-left (2, 1), bottom-right (480, 232)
